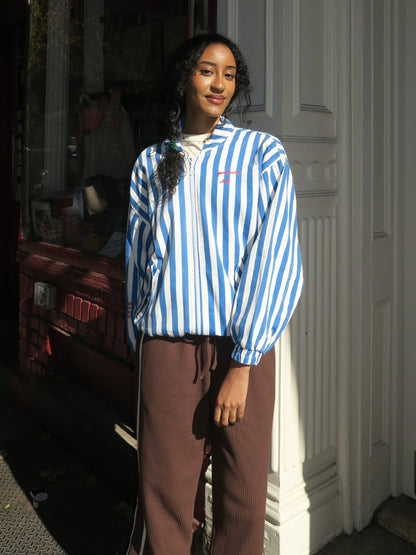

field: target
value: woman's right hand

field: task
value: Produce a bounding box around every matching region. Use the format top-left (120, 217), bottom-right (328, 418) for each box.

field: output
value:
top-left (213, 362), bottom-right (251, 427)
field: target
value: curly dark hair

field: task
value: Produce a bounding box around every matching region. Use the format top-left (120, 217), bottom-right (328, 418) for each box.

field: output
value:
top-left (157, 33), bottom-right (251, 195)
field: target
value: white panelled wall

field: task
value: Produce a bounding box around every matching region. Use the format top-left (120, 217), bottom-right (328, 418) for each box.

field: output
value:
top-left (203, 1), bottom-right (412, 554)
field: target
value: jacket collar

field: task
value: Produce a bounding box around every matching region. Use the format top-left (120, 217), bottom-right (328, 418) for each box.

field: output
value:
top-left (164, 117), bottom-right (236, 152)
top-left (206, 117), bottom-right (235, 148)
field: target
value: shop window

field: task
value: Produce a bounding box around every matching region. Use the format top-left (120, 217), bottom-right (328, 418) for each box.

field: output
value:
top-left (25, 0), bottom-right (216, 259)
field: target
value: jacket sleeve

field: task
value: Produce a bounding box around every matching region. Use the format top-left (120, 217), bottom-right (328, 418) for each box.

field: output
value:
top-left (125, 155), bottom-right (152, 354)
top-left (229, 145), bottom-right (303, 366)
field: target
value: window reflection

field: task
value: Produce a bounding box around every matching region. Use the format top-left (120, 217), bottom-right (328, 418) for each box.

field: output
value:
top-left (25, 0), bottom-right (216, 257)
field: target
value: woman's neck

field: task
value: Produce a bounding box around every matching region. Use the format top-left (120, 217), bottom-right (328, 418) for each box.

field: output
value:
top-left (183, 114), bottom-right (221, 135)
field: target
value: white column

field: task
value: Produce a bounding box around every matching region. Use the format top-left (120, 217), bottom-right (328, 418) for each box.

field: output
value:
top-left (214, 2), bottom-right (343, 554)
top-left (336, 0), bottom-right (353, 533)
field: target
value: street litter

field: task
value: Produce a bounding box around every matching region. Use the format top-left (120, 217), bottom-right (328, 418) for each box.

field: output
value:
top-left (30, 489), bottom-right (49, 509)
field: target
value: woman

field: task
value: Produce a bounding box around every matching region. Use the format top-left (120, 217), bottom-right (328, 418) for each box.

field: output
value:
top-left (126, 33), bottom-right (303, 555)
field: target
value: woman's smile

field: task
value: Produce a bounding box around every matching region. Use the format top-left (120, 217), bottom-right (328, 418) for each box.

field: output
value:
top-left (206, 93), bottom-right (225, 104)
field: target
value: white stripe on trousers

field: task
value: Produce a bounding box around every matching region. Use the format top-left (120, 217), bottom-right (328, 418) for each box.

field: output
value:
top-left (126, 333), bottom-right (146, 555)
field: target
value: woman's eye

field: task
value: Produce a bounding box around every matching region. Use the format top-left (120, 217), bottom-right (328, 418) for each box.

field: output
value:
top-left (201, 69), bottom-right (213, 75)
top-left (225, 73), bottom-right (235, 80)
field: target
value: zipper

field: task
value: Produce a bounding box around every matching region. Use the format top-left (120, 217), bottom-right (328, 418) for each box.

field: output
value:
top-left (188, 156), bottom-right (202, 329)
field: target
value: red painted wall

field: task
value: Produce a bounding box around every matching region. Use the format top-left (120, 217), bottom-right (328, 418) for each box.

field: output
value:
top-left (17, 241), bottom-right (136, 422)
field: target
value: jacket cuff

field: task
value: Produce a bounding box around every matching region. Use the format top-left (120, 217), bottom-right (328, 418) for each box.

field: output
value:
top-left (231, 344), bottom-right (262, 366)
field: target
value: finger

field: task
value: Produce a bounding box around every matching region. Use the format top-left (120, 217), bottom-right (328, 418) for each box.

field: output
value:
top-left (221, 408), bottom-right (230, 427)
top-left (213, 406), bottom-right (222, 427)
top-left (236, 405), bottom-right (245, 422)
top-left (228, 408), bottom-right (238, 425)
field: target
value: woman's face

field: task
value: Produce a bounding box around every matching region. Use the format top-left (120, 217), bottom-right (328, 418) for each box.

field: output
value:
top-left (184, 42), bottom-right (236, 133)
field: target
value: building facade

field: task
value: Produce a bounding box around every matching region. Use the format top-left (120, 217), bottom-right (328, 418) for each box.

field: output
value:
top-left (1, 1), bottom-right (415, 554)
top-left (217, 1), bottom-right (414, 553)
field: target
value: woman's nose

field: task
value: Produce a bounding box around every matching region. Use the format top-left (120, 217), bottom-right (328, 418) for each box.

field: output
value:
top-left (211, 76), bottom-right (224, 92)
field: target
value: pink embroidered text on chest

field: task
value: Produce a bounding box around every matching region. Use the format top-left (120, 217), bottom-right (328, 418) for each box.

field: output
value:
top-left (218, 170), bottom-right (241, 183)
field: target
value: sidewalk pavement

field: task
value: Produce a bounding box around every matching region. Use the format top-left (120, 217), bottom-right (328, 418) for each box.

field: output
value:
top-left (316, 495), bottom-right (416, 555)
top-left (317, 517), bottom-right (416, 554)
top-left (0, 369), bottom-right (134, 554)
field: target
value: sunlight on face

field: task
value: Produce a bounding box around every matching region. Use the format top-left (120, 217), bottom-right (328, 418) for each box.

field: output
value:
top-left (184, 42), bottom-right (236, 133)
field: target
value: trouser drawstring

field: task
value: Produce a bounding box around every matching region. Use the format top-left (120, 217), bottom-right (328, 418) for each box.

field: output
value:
top-left (192, 336), bottom-right (217, 383)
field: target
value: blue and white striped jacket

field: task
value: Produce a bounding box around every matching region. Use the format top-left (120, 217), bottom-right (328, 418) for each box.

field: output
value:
top-left (125, 118), bottom-right (303, 365)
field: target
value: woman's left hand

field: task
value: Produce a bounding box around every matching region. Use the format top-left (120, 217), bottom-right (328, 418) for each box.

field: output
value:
top-left (214, 361), bottom-right (251, 427)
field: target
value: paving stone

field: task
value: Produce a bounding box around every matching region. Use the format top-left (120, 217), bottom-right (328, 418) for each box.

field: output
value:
top-left (0, 456), bottom-right (66, 554)
top-left (0, 390), bottom-right (132, 555)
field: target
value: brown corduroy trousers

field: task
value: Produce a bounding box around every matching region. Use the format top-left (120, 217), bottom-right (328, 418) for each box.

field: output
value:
top-left (127, 334), bottom-right (275, 555)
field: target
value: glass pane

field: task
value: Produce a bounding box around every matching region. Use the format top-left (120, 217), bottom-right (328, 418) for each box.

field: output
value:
top-left (25, 0), bottom-right (217, 258)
